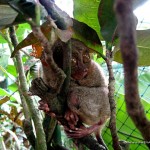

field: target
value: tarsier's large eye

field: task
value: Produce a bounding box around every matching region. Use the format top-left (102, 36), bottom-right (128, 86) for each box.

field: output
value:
top-left (71, 58), bottom-right (77, 67)
top-left (83, 53), bottom-right (90, 63)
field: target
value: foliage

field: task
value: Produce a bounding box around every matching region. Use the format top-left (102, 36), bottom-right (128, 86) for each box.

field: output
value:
top-left (102, 63), bottom-right (150, 150)
top-left (0, 0), bottom-right (150, 150)
top-left (74, 0), bottom-right (150, 66)
top-left (114, 29), bottom-right (150, 66)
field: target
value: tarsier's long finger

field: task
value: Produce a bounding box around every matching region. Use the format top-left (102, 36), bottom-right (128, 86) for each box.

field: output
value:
top-left (39, 103), bottom-right (50, 112)
top-left (38, 100), bottom-right (45, 104)
top-left (66, 130), bottom-right (87, 138)
top-left (64, 110), bottom-right (78, 127)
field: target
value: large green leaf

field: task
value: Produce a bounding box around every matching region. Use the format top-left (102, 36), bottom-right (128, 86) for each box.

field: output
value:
top-left (103, 94), bottom-right (149, 150)
top-left (6, 65), bottom-right (17, 77)
top-left (0, 0), bottom-right (37, 30)
top-left (114, 29), bottom-right (150, 66)
top-left (72, 19), bottom-right (102, 54)
top-left (0, 23), bottom-right (31, 44)
top-left (16, 23), bottom-right (31, 42)
top-left (98, 0), bottom-right (117, 42)
top-left (73, 0), bottom-right (147, 44)
top-left (73, 0), bottom-right (102, 39)
top-left (0, 5), bottom-right (18, 29)
top-left (102, 62), bottom-right (150, 149)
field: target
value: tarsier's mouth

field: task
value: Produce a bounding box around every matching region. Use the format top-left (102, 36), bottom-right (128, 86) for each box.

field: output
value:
top-left (72, 71), bottom-right (88, 80)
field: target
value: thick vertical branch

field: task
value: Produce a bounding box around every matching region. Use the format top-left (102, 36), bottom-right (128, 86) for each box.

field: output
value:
top-left (61, 40), bottom-right (72, 97)
top-left (115, 0), bottom-right (150, 148)
top-left (106, 50), bottom-right (121, 150)
top-left (9, 26), bottom-right (47, 150)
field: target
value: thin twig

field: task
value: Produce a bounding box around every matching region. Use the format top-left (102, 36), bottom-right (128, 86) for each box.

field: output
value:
top-left (106, 49), bottom-right (121, 150)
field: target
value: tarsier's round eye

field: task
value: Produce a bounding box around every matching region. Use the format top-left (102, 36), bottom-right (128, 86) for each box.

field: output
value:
top-left (83, 54), bottom-right (90, 63)
top-left (71, 58), bottom-right (77, 67)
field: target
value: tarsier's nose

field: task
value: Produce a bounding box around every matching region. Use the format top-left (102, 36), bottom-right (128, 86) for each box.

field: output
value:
top-left (83, 68), bottom-right (88, 72)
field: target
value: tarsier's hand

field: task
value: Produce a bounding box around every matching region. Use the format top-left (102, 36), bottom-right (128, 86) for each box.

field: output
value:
top-left (64, 120), bottom-right (104, 139)
top-left (64, 109), bottom-right (79, 130)
top-left (38, 100), bottom-right (56, 117)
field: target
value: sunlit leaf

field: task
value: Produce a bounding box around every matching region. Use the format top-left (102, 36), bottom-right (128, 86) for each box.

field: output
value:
top-left (9, 106), bottom-right (23, 126)
top-left (73, 0), bottom-right (102, 39)
top-left (0, 107), bottom-right (23, 127)
top-left (8, 83), bottom-right (18, 93)
top-left (31, 43), bottom-right (43, 58)
top-left (0, 65), bottom-right (15, 81)
top-left (16, 23), bottom-right (31, 42)
top-left (10, 106), bottom-right (17, 120)
top-left (114, 29), bottom-right (150, 66)
top-left (0, 88), bottom-right (17, 102)
top-left (0, 109), bottom-right (9, 116)
top-left (11, 21), bottom-right (53, 57)
top-left (6, 65), bottom-right (17, 77)
top-left (0, 96), bottom-right (10, 105)
top-left (15, 118), bottom-right (23, 126)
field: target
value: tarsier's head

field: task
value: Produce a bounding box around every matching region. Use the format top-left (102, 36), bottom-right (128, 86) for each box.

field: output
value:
top-left (71, 39), bottom-right (91, 80)
top-left (53, 39), bottom-right (91, 81)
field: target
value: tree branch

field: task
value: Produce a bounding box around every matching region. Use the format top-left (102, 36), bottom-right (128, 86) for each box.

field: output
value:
top-left (39, 0), bottom-right (72, 30)
top-left (115, 0), bottom-right (150, 148)
top-left (9, 26), bottom-right (47, 150)
top-left (106, 50), bottom-right (121, 150)
top-left (3, 29), bottom-right (30, 120)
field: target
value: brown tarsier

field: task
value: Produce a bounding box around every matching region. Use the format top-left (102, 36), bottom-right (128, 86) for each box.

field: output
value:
top-left (39, 39), bottom-right (110, 148)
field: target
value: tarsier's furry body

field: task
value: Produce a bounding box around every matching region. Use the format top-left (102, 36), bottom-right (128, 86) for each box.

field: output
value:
top-left (40, 39), bottom-right (110, 149)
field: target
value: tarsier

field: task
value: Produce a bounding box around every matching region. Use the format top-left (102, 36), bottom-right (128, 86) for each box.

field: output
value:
top-left (39, 39), bottom-right (110, 149)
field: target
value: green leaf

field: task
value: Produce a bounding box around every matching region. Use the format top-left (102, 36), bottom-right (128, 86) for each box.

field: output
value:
top-left (0, 49), bottom-right (9, 69)
top-left (0, 4), bottom-right (18, 29)
top-left (0, 88), bottom-right (16, 102)
top-left (0, 65), bottom-right (15, 81)
top-left (98, 0), bottom-right (117, 42)
top-left (103, 91), bottom-right (149, 149)
top-left (6, 65), bottom-right (17, 77)
top-left (73, 0), bottom-right (147, 45)
top-left (16, 23), bottom-right (31, 42)
top-left (72, 19), bottom-right (102, 54)
top-left (8, 83), bottom-right (18, 92)
top-left (114, 29), bottom-right (150, 66)
top-left (73, 0), bottom-right (102, 39)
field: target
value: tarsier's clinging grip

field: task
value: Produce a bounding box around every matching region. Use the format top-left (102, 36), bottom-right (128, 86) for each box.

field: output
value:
top-left (64, 39), bottom-right (110, 147)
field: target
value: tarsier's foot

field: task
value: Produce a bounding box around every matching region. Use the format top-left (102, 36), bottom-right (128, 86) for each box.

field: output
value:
top-left (64, 109), bottom-right (79, 130)
top-left (65, 120), bottom-right (103, 139)
top-left (38, 100), bottom-right (56, 117)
